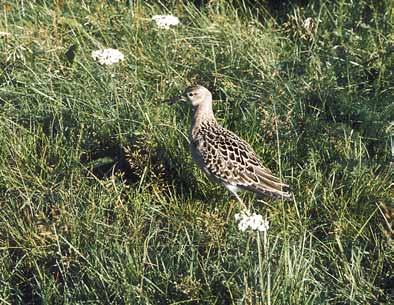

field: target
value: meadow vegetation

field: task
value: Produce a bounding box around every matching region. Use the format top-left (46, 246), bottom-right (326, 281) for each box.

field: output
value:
top-left (0, 0), bottom-right (393, 304)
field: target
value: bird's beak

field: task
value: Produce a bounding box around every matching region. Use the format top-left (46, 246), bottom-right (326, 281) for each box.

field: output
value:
top-left (164, 94), bottom-right (186, 105)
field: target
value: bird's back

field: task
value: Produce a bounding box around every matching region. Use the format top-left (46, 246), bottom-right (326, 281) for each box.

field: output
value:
top-left (190, 120), bottom-right (291, 200)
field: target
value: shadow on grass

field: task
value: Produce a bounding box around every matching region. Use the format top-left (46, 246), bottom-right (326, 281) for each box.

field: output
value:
top-left (78, 133), bottom-right (215, 202)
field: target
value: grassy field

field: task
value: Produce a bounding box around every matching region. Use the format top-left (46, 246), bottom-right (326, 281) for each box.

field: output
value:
top-left (0, 1), bottom-right (393, 304)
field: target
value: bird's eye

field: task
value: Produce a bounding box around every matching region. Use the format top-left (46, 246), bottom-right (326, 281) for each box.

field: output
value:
top-left (188, 92), bottom-right (194, 97)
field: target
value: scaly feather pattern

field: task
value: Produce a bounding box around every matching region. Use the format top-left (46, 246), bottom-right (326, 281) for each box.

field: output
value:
top-left (190, 119), bottom-right (291, 200)
top-left (184, 85), bottom-right (292, 203)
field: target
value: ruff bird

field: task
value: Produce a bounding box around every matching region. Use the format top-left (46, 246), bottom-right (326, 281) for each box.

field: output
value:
top-left (183, 85), bottom-right (291, 208)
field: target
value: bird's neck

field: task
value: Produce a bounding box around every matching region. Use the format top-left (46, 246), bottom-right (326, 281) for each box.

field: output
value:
top-left (192, 103), bottom-right (215, 128)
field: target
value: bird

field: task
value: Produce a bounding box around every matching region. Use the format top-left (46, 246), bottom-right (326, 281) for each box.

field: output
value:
top-left (183, 85), bottom-right (291, 209)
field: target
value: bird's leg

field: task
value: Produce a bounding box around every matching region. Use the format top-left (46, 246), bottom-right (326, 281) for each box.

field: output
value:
top-left (231, 190), bottom-right (248, 212)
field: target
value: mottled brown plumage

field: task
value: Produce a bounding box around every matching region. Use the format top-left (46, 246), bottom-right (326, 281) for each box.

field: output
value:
top-left (185, 85), bottom-right (291, 206)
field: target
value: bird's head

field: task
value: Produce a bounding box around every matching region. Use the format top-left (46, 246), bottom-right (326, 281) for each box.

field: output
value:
top-left (183, 85), bottom-right (212, 107)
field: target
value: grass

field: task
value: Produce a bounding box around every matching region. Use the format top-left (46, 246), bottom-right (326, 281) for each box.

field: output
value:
top-left (0, 0), bottom-right (393, 304)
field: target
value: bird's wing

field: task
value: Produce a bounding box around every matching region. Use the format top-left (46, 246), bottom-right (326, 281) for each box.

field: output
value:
top-left (200, 125), bottom-right (291, 199)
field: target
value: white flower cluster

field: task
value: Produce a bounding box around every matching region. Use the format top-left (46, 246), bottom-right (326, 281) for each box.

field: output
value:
top-left (235, 210), bottom-right (269, 232)
top-left (0, 31), bottom-right (11, 38)
top-left (91, 48), bottom-right (124, 65)
top-left (152, 15), bottom-right (180, 29)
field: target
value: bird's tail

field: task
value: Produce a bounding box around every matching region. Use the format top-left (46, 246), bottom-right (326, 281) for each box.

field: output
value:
top-left (239, 167), bottom-right (293, 201)
top-left (252, 184), bottom-right (293, 201)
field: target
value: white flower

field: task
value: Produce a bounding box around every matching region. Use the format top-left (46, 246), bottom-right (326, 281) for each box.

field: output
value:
top-left (0, 31), bottom-right (11, 38)
top-left (91, 48), bottom-right (124, 65)
top-left (152, 15), bottom-right (180, 29)
top-left (234, 210), bottom-right (269, 232)
top-left (234, 213), bottom-right (242, 221)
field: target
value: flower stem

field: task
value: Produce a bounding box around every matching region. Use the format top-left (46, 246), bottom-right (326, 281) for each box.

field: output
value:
top-left (257, 231), bottom-right (264, 303)
top-left (264, 228), bottom-right (271, 305)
